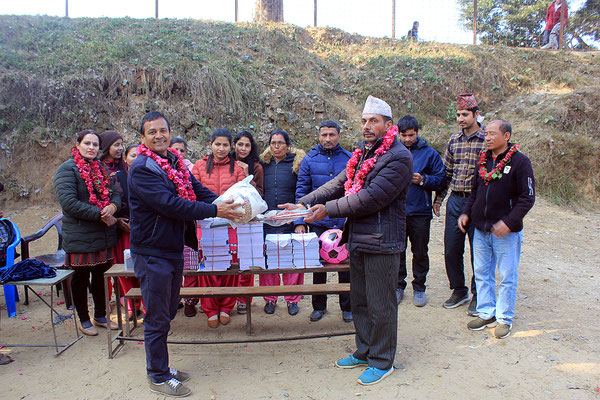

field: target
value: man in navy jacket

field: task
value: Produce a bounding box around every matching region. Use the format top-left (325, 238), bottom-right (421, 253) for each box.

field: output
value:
top-left (396, 115), bottom-right (445, 307)
top-left (129, 111), bottom-right (243, 397)
top-left (459, 120), bottom-right (535, 339)
top-left (295, 120), bottom-right (353, 323)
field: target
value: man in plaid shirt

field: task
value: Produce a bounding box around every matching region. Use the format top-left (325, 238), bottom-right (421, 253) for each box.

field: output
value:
top-left (434, 94), bottom-right (485, 315)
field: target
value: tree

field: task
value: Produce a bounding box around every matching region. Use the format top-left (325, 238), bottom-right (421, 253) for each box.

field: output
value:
top-left (254, 0), bottom-right (284, 22)
top-left (458, 0), bottom-right (549, 47)
top-left (569, 0), bottom-right (599, 48)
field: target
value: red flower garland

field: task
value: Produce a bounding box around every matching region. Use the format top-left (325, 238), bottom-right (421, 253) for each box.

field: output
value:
top-left (344, 125), bottom-right (398, 196)
top-left (137, 144), bottom-right (197, 201)
top-left (71, 147), bottom-right (112, 209)
top-left (478, 144), bottom-right (521, 185)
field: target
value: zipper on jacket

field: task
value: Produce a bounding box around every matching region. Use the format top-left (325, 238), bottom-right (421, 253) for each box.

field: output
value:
top-left (377, 212), bottom-right (382, 233)
top-left (483, 157), bottom-right (497, 232)
top-left (151, 215), bottom-right (159, 237)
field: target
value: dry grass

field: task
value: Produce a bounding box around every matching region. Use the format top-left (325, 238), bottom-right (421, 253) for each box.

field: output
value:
top-left (1, 16), bottom-right (599, 206)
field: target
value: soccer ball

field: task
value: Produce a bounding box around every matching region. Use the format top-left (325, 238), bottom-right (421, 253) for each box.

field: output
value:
top-left (318, 229), bottom-right (348, 264)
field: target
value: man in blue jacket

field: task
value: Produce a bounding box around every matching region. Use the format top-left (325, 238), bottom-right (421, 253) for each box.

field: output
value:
top-left (295, 120), bottom-right (353, 323)
top-left (396, 115), bottom-right (444, 307)
top-left (129, 111), bottom-right (243, 397)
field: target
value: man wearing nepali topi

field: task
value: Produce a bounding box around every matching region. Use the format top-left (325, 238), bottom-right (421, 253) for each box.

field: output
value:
top-left (281, 95), bottom-right (413, 385)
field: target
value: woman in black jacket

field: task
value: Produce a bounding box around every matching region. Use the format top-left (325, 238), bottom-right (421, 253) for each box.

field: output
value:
top-left (259, 131), bottom-right (306, 316)
top-left (54, 130), bottom-right (121, 336)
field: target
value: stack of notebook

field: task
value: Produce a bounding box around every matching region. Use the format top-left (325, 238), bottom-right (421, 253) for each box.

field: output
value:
top-left (265, 233), bottom-right (293, 269)
top-left (199, 219), bottom-right (231, 271)
top-left (291, 233), bottom-right (321, 268)
top-left (236, 223), bottom-right (266, 270)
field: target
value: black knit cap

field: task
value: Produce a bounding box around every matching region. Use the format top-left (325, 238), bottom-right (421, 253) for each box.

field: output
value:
top-left (99, 130), bottom-right (123, 154)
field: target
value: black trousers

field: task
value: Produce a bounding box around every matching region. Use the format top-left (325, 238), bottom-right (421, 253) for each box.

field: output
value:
top-left (71, 262), bottom-right (111, 323)
top-left (444, 193), bottom-right (476, 297)
top-left (311, 225), bottom-right (351, 312)
top-left (398, 215), bottom-right (432, 292)
top-left (133, 253), bottom-right (183, 383)
top-left (350, 250), bottom-right (399, 370)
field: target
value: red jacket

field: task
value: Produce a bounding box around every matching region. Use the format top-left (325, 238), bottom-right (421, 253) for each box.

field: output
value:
top-left (545, 1), bottom-right (568, 31)
top-left (191, 155), bottom-right (245, 196)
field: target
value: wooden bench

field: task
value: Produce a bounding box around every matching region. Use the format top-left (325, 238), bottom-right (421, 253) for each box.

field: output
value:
top-left (124, 283), bottom-right (350, 335)
top-left (105, 263), bottom-right (352, 358)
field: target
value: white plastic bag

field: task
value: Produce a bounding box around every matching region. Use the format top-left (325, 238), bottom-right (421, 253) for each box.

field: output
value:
top-left (212, 175), bottom-right (268, 227)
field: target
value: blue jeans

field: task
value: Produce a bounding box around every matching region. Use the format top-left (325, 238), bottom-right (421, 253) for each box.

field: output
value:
top-left (133, 253), bottom-right (183, 383)
top-left (473, 229), bottom-right (522, 326)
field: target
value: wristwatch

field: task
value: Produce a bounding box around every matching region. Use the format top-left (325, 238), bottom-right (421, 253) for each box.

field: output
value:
top-left (419, 178), bottom-right (425, 186)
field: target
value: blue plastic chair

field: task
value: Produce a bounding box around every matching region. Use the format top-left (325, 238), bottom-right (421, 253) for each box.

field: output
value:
top-left (1, 218), bottom-right (22, 317)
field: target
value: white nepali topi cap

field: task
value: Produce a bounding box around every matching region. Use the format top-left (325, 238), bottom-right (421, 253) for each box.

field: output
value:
top-left (362, 95), bottom-right (393, 120)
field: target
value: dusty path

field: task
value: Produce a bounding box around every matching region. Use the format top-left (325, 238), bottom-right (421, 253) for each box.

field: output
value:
top-left (0, 198), bottom-right (599, 399)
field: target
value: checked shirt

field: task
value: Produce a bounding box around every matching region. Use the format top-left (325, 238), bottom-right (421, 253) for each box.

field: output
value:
top-left (434, 127), bottom-right (485, 205)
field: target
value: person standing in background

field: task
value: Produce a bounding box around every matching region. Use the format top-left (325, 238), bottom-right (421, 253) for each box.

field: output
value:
top-left (260, 130), bottom-right (306, 317)
top-left (396, 115), bottom-right (444, 307)
top-left (295, 120), bottom-right (352, 323)
top-left (434, 94), bottom-right (485, 316)
top-left (232, 130), bottom-right (264, 315)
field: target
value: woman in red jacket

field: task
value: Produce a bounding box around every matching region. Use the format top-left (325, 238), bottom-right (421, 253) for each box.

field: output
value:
top-left (187, 129), bottom-right (246, 328)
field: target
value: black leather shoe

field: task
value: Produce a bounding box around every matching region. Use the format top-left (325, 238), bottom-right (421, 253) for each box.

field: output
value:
top-left (288, 302), bottom-right (299, 316)
top-left (264, 301), bottom-right (276, 314)
top-left (310, 309), bottom-right (326, 321)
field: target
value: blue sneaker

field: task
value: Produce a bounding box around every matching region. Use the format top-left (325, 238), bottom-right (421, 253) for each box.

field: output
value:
top-left (357, 367), bottom-right (394, 385)
top-left (335, 354), bottom-right (368, 369)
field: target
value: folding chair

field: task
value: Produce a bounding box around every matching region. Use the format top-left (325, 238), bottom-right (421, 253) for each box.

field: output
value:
top-left (1, 218), bottom-right (22, 317)
top-left (20, 213), bottom-right (71, 308)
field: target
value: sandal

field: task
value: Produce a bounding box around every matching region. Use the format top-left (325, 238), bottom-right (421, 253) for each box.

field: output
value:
top-left (0, 355), bottom-right (14, 365)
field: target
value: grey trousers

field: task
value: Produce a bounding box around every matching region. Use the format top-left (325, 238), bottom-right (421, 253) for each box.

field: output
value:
top-left (350, 250), bottom-right (400, 370)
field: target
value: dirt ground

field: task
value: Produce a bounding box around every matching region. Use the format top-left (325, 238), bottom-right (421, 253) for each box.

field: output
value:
top-left (0, 199), bottom-right (598, 400)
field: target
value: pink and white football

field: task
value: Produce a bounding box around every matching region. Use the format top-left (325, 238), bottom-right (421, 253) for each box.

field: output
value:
top-left (318, 229), bottom-right (348, 264)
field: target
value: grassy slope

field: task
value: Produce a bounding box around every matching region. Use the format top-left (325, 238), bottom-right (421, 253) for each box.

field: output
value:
top-left (0, 15), bottom-right (598, 206)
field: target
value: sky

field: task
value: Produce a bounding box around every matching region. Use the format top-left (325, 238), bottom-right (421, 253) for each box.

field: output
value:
top-left (0, 0), bottom-right (474, 44)
top-left (0, 0), bottom-right (587, 45)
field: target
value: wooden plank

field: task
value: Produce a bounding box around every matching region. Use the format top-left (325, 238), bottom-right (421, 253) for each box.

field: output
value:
top-left (106, 263), bottom-right (349, 278)
top-left (125, 283), bottom-right (350, 299)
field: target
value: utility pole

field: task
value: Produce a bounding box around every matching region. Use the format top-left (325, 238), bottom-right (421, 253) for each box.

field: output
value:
top-left (65, 0), bottom-right (68, 18)
top-left (392, 0), bottom-right (396, 39)
top-left (473, 0), bottom-right (478, 45)
top-left (314, 0), bottom-right (317, 27)
top-left (155, 0), bottom-right (159, 19)
top-left (235, 0), bottom-right (239, 22)
top-left (559, 2), bottom-right (566, 50)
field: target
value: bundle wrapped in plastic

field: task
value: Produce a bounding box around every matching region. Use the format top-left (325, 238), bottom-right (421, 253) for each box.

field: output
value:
top-left (211, 176), bottom-right (268, 228)
top-left (259, 208), bottom-right (314, 227)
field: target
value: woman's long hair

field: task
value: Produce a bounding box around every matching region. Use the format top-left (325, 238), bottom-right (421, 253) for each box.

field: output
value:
top-left (206, 128), bottom-right (235, 176)
top-left (233, 131), bottom-right (260, 176)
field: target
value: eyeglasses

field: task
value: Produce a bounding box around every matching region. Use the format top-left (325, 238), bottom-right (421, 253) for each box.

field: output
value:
top-left (270, 141), bottom-right (287, 147)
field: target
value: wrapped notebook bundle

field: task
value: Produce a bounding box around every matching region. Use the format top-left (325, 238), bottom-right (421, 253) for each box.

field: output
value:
top-left (236, 223), bottom-right (266, 270)
top-left (198, 219), bottom-right (231, 271)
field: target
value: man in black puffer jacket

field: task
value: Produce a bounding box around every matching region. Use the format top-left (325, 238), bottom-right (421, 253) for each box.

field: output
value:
top-left (285, 96), bottom-right (413, 386)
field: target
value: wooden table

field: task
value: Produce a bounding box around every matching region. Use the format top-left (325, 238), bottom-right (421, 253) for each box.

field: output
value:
top-left (104, 262), bottom-right (352, 358)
